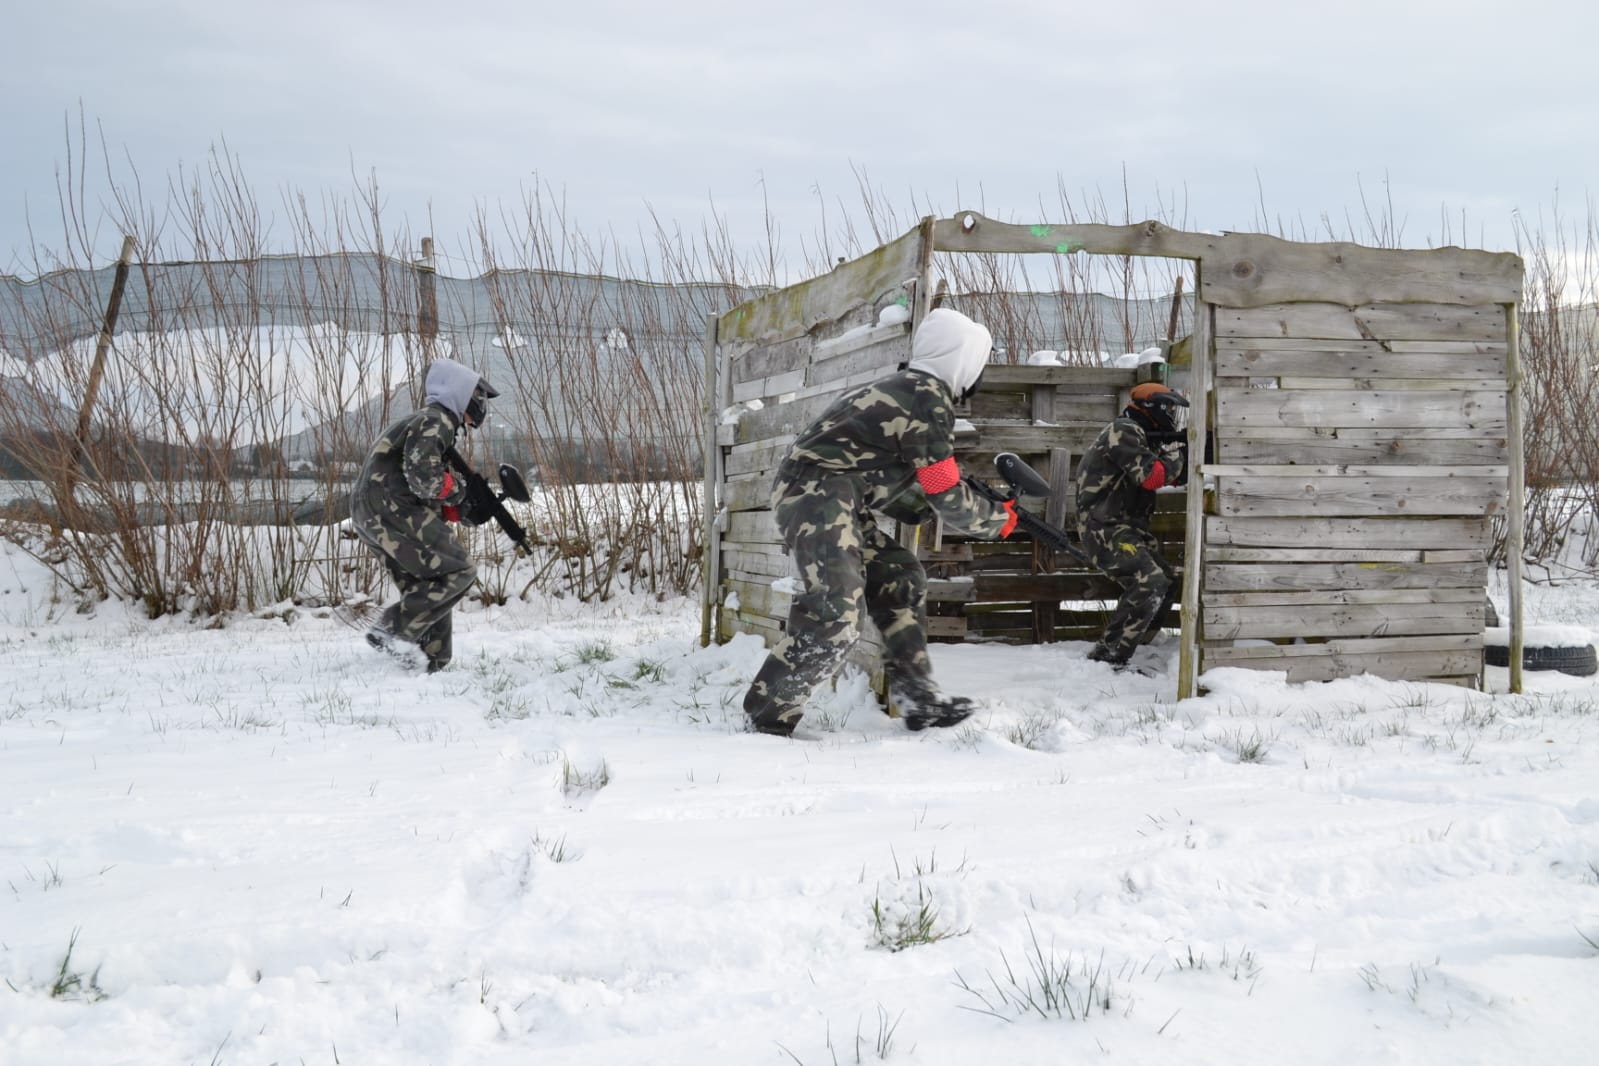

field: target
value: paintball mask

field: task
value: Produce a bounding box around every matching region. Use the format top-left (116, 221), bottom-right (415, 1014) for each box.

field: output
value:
top-left (1128, 381), bottom-right (1189, 439)
top-left (465, 378), bottom-right (500, 428)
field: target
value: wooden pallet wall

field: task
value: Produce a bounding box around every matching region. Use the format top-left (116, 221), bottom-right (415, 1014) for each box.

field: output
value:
top-left (1200, 301), bottom-right (1509, 684)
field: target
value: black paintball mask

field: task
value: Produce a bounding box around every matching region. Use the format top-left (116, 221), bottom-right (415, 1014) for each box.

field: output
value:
top-left (465, 378), bottom-right (500, 428)
top-left (1127, 382), bottom-right (1189, 437)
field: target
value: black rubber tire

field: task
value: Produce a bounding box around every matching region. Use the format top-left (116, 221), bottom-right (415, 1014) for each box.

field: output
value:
top-left (1484, 598), bottom-right (1500, 627)
top-left (1484, 641), bottom-right (1598, 677)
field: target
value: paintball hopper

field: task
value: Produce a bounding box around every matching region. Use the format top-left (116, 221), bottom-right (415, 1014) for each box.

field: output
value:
top-left (994, 452), bottom-right (1051, 499)
top-left (497, 462), bottom-right (531, 503)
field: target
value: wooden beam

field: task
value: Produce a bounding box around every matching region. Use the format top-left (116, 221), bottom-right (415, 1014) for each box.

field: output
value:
top-left (930, 213), bottom-right (1522, 308)
top-left (1506, 302), bottom-right (1525, 694)
top-left (1179, 298), bottom-right (1211, 698)
top-left (700, 312), bottom-right (725, 647)
top-left (66, 234), bottom-right (137, 500)
top-left (1205, 515), bottom-right (1491, 550)
top-left (717, 225), bottom-right (925, 345)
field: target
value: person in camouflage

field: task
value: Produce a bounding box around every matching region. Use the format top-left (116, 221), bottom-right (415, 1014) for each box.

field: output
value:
top-left (350, 358), bottom-right (498, 673)
top-left (742, 308), bottom-right (1020, 737)
top-left (1074, 381), bottom-right (1190, 669)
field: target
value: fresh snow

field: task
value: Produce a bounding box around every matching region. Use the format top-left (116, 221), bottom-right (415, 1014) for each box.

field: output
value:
top-left (2, 541), bottom-right (1598, 1065)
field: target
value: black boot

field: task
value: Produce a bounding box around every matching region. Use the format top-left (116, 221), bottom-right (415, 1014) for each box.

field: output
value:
top-left (885, 670), bottom-right (975, 731)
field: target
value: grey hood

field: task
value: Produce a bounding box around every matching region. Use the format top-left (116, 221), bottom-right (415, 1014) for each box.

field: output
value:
top-left (423, 358), bottom-right (483, 422)
top-left (907, 308), bottom-right (992, 398)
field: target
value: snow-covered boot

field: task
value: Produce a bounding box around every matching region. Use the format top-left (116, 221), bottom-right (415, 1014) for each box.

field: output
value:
top-left (365, 627), bottom-right (427, 672)
top-left (886, 671), bottom-right (976, 731)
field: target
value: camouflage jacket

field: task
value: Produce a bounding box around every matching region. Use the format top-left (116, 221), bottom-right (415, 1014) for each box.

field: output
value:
top-left (1074, 415), bottom-right (1170, 529)
top-left (350, 402), bottom-right (469, 523)
top-left (781, 368), bottom-right (1010, 538)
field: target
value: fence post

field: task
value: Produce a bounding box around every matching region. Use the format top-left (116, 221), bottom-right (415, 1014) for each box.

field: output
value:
top-left (65, 234), bottom-right (137, 501)
top-left (699, 312), bottom-right (724, 647)
top-left (417, 236), bottom-right (438, 363)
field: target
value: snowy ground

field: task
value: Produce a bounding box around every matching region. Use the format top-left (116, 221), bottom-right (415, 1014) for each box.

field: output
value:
top-left (2, 541), bottom-right (1598, 1065)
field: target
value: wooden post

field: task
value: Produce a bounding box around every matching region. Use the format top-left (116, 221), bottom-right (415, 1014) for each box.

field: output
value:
top-left (65, 234), bottom-right (137, 500)
top-left (1505, 302), bottom-right (1524, 694)
top-left (417, 237), bottom-right (438, 363)
top-left (1030, 446), bottom-right (1074, 643)
top-left (699, 312), bottom-right (724, 647)
top-left (1177, 294), bottom-right (1211, 699)
top-left (1166, 275), bottom-right (1185, 342)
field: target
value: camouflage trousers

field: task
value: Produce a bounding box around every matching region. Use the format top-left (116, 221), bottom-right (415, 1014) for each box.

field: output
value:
top-left (743, 469), bottom-right (932, 731)
top-left (1080, 520), bottom-right (1175, 663)
top-left (352, 500), bottom-right (477, 671)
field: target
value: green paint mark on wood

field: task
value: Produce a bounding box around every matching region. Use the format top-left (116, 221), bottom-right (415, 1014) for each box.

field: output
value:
top-left (1029, 225), bottom-right (1052, 238)
top-left (1055, 240), bottom-right (1083, 254)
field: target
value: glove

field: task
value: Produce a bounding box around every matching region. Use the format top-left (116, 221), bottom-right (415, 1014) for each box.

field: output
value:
top-left (998, 499), bottom-right (1018, 539)
top-left (442, 504), bottom-right (461, 523)
top-left (1161, 445), bottom-right (1186, 487)
top-left (458, 473), bottom-right (498, 527)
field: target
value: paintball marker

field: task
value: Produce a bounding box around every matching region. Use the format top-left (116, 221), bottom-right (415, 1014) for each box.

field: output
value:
top-left (962, 452), bottom-right (1094, 567)
top-left (444, 447), bottom-right (535, 555)
top-left (1145, 428), bottom-right (1189, 487)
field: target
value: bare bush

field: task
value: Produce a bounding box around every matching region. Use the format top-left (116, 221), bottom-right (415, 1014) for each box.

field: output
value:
top-left (1512, 204), bottom-right (1599, 571)
top-left (2, 131), bottom-right (1595, 620)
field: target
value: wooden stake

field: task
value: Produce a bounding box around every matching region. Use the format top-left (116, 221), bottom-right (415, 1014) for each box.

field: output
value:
top-left (1505, 301), bottom-right (1524, 694)
top-left (417, 237), bottom-right (438, 363)
top-left (65, 234), bottom-right (137, 500)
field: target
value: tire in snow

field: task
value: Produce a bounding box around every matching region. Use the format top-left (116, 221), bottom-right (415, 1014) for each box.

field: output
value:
top-left (1484, 642), bottom-right (1598, 677)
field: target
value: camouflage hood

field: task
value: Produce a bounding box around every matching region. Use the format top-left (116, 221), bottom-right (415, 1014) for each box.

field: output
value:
top-left (423, 358), bottom-right (483, 422)
top-left (907, 308), bottom-right (991, 399)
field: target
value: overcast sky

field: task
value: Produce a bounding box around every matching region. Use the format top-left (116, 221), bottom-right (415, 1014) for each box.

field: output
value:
top-left (3, 0), bottom-right (1595, 279)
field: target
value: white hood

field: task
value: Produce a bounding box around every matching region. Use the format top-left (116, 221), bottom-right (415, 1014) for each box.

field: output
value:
top-left (423, 358), bottom-right (482, 421)
top-left (907, 308), bottom-right (992, 398)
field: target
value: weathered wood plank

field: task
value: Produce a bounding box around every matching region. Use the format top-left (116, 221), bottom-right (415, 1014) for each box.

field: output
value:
top-left (973, 572), bottom-right (1129, 602)
top-left (1204, 633), bottom-right (1481, 659)
top-left (719, 608), bottom-right (784, 645)
top-left (967, 392), bottom-right (1030, 420)
top-left (731, 368), bottom-right (806, 404)
top-left (926, 578), bottom-right (977, 603)
top-left (807, 332), bottom-right (911, 390)
top-left (725, 509), bottom-right (781, 545)
top-left (1215, 387), bottom-right (1506, 430)
top-left (963, 422), bottom-right (1111, 456)
top-left (718, 224), bottom-right (926, 345)
top-left (723, 548), bottom-right (797, 581)
top-left (1213, 476), bottom-right (1506, 517)
top-left (1275, 377), bottom-right (1505, 392)
top-left (1205, 515), bottom-right (1490, 550)
top-left (723, 436), bottom-right (794, 479)
top-left (1221, 337), bottom-right (1506, 355)
top-left (731, 385), bottom-right (851, 446)
top-left (1216, 348), bottom-right (1506, 380)
top-left (1205, 464), bottom-right (1507, 479)
top-left (1203, 647), bottom-right (1483, 684)
top-left (929, 213), bottom-right (1523, 307)
top-left (813, 321), bottom-right (910, 359)
top-left (1203, 602), bottom-right (1484, 640)
top-left (1213, 428), bottom-right (1509, 466)
top-left (1201, 586), bottom-right (1485, 608)
top-left (730, 334), bottom-right (814, 386)
top-left (1205, 560), bottom-right (1486, 592)
top-left (1216, 302), bottom-right (1507, 342)
top-left (723, 475), bottom-right (776, 513)
top-left (981, 364), bottom-right (1140, 388)
top-left (1205, 546), bottom-right (1483, 564)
